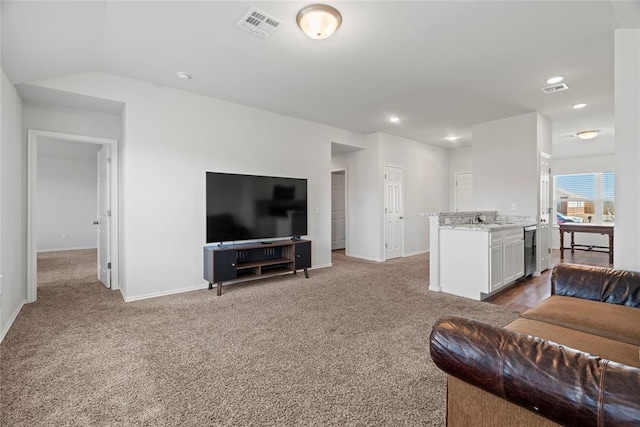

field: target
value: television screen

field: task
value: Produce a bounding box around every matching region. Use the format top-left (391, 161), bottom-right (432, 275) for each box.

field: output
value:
top-left (206, 172), bottom-right (308, 243)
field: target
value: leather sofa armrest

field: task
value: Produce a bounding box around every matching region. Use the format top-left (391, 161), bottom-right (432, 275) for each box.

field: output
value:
top-left (551, 264), bottom-right (640, 307)
top-left (429, 316), bottom-right (640, 427)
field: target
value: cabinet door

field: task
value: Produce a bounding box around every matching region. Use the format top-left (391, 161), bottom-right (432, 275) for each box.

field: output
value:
top-left (503, 241), bottom-right (516, 285)
top-left (295, 241), bottom-right (312, 269)
top-left (489, 245), bottom-right (503, 292)
top-left (213, 250), bottom-right (237, 283)
top-left (513, 239), bottom-right (525, 280)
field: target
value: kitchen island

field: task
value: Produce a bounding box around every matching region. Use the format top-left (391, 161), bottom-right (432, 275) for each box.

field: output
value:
top-left (428, 211), bottom-right (536, 301)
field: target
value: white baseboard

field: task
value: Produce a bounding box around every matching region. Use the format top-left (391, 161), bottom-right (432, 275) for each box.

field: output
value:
top-left (1, 299), bottom-right (26, 343)
top-left (124, 263), bottom-right (333, 302)
top-left (345, 253), bottom-right (384, 262)
top-left (37, 246), bottom-right (97, 253)
top-left (404, 250), bottom-right (428, 257)
top-left (123, 284), bottom-right (205, 303)
top-left (311, 263), bottom-right (332, 269)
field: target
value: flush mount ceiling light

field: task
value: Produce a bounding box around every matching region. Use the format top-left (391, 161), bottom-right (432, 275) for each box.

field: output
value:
top-left (297, 4), bottom-right (342, 39)
top-left (546, 75), bottom-right (565, 84)
top-left (389, 116), bottom-right (400, 123)
top-left (177, 72), bottom-right (192, 80)
top-left (572, 102), bottom-right (588, 109)
top-left (445, 136), bottom-right (460, 141)
top-left (576, 130), bottom-right (600, 140)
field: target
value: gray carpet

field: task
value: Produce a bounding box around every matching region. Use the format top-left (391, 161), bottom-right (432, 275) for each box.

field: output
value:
top-left (1, 249), bottom-right (519, 426)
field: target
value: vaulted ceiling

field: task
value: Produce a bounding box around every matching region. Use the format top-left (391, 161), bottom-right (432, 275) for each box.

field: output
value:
top-left (3, 1), bottom-right (639, 157)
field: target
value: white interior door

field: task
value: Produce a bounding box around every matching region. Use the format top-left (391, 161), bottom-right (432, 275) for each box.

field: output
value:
top-left (385, 166), bottom-right (404, 260)
top-left (331, 171), bottom-right (346, 250)
top-left (97, 146), bottom-right (111, 288)
top-left (539, 153), bottom-right (551, 273)
top-left (455, 172), bottom-right (473, 212)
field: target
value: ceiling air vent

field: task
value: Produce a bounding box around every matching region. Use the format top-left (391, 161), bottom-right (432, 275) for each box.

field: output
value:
top-left (237, 7), bottom-right (283, 39)
top-left (540, 83), bottom-right (570, 94)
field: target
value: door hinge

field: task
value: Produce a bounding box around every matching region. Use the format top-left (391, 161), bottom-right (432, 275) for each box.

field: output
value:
top-left (107, 158), bottom-right (112, 164)
top-left (107, 262), bottom-right (111, 269)
top-left (107, 210), bottom-right (111, 217)
top-left (548, 248), bottom-right (551, 254)
top-left (385, 243), bottom-right (388, 248)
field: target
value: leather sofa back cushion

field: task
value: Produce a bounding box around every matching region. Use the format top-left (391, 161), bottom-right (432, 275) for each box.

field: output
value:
top-left (521, 295), bottom-right (640, 345)
top-left (552, 264), bottom-right (640, 307)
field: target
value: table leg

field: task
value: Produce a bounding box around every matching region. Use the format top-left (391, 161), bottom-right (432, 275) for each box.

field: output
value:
top-left (570, 232), bottom-right (575, 254)
top-left (609, 234), bottom-right (614, 264)
top-left (217, 282), bottom-right (222, 296)
top-left (560, 230), bottom-right (565, 259)
top-left (304, 268), bottom-right (309, 279)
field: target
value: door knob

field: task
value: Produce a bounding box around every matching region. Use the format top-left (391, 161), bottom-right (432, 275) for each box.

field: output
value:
top-left (93, 221), bottom-right (99, 225)
top-left (399, 216), bottom-right (404, 219)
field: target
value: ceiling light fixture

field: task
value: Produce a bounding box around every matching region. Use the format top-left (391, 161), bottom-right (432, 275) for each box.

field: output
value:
top-left (546, 75), bottom-right (565, 84)
top-left (297, 4), bottom-right (342, 39)
top-left (445, 136), bottom-right (460, 141)
top-left (572, 102), bottom-right (588, 109)
top-left (177, 72), bottom-right (192, 80)
top-left (576, 130), bottom-right (600, 140)
top-left (389, 116), bottom-right (400, 123)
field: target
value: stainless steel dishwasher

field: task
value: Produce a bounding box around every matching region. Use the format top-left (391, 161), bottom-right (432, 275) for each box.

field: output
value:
top-left (524, 225), bottom-right (537, 277)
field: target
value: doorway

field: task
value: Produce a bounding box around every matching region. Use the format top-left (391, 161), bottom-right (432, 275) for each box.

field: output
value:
top-left (384, 165), bottom-right (404, 260)
top-left (331, 170), bottom-right (346, 251)
top-left (27, 130), bottom-right (120, 302)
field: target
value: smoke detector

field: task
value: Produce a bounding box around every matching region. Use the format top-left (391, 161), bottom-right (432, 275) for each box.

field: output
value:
top-left (540, 83), bottom-right (570, 94)
top-left (237, 7), bottom-right (282, 39)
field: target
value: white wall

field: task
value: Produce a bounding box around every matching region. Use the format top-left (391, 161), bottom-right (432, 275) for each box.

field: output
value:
top-left (330, 134), bottom-right (383, 261)
top-left (614, 29), bottom-right (640, 271)
top-left (379, 133), bottom-right (449, 256)
top-left (448, 146), bottom-right (472, 211)
top-left (29, 72), bottom-right (364, 301)
top-left (23, 101), bottom-right (122, 141)
top-left (472, 112), bottom-right (540, 216)
top-left (36, 156), bottom-right (98, 251)
top-left (1, 69), bottom-right (26, 341)
top-left (331, 133), bottom-right (449, 260)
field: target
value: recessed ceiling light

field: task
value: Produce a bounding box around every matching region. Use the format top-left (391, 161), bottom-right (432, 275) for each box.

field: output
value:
top-left (576, 130), bottom-right (600, 140)
top-left (445, 136), bottom-right (460, 141)
top-left (546, 75), bottom-right (565, 84)
top-left (177, 72), bottom-right (192, 80)
top-left (572, 102), bottom-right (588, 109)
top-left (389, 117), bottom-right (400, 123)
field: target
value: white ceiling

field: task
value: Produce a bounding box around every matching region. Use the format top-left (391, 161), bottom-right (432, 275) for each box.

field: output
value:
top-left (3, 1), bottom-right (639, 157)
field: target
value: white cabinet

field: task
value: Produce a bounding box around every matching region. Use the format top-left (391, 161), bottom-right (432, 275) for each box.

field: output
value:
top-left (440, 226), bottom-right (525, 300)
top-left (489, 245), bottom-right (503, 292)
top-left (502, 228), bottom-right (524, 288)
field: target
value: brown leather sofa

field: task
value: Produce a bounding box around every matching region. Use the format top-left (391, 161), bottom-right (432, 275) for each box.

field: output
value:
top-left (429, 263), bottom-right (640, 426)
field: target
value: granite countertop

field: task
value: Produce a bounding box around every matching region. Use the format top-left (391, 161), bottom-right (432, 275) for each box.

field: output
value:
top-left (439, 222), bottom-right (536, 231)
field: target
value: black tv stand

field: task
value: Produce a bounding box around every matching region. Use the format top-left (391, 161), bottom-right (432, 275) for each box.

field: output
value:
top-left (203, 239), bottom-right (311, 296)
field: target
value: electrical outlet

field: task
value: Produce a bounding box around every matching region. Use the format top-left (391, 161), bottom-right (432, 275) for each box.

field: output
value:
top-left (511, 203), bottom-right (517, 211)
top-left (62, 234), bottom-right (68, 240)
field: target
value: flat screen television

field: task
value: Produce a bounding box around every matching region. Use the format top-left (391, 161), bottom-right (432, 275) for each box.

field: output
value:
top-left (206, 172), bottom-right (308, 243)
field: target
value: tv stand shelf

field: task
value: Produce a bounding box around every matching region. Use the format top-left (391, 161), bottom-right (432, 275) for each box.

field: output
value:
top-left (203, 239), bottom-right (311, 296)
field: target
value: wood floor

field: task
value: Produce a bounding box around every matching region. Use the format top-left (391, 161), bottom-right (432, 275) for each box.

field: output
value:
top-left (486, 249), bottom-right (612, 313)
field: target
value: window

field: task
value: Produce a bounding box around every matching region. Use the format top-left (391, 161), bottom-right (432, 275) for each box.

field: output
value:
top-left (554, 172), bottom-right (614, 224)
